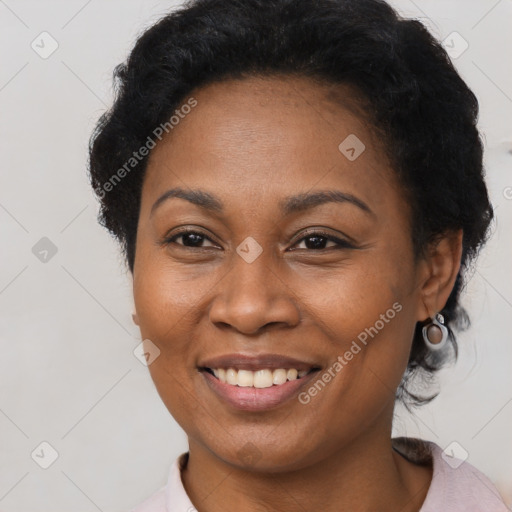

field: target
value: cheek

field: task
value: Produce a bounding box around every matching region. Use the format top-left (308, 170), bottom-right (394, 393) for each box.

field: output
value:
top-left (133, 232), bottom-right (217, 336)
top-left (133, 271), bottom-right (207, 374)
top-left (296, 237), bottom-right (417, 397)
top-left (132, 253), bottom-right (210, 429)
top-left (132, 253), bottom-right (199, 413)
top-left (297, 244), bottom-right (414, 342)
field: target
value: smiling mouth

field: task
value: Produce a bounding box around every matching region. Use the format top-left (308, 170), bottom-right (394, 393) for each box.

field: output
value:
top-left (200, 367), bottom-right (320, 388)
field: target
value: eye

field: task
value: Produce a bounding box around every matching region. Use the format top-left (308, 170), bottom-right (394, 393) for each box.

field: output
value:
top-left (290, 230), bottom-right (355, 251)
top-left (161, 228), bottom-right (355, 251)
top-left (162, 229), bottom-right (218, 249)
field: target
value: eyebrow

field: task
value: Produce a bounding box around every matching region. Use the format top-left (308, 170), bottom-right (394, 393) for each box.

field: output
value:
top-left (150, 187), bottom-right (375, 218)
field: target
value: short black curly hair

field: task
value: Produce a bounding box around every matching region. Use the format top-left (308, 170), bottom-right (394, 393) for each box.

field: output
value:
top-left (88, 0), bottom-right (494, 407)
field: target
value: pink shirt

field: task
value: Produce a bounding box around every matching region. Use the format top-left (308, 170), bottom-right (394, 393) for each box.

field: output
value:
top-left (130, 438), bottom-right (509, 511)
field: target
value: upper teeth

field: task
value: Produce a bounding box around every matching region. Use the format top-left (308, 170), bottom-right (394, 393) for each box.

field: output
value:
top-left (210, 368), bottom-right (309, 388)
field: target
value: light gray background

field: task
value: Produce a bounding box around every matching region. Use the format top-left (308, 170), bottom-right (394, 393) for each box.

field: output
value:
top-left (1, 1), bottom-right (511, 510)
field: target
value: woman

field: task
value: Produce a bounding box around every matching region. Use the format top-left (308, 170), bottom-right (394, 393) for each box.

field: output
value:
top-left (88, 0), bottom-right (508, 510)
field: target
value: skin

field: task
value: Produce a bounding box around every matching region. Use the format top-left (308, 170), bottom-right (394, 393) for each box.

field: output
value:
top-left (132, 74), bottom-right (463, 512)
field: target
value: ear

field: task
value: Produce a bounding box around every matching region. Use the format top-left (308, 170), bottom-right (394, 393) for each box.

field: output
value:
top-left (416, 229), bottom-right (463, 321)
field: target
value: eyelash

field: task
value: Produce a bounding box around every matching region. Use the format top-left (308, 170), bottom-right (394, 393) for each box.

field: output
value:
top-left (161, 228), bottom-right (355, 251)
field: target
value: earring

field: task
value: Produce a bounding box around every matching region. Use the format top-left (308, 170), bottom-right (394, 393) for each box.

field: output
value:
top-left (422, 312), bottom-right (448, 351)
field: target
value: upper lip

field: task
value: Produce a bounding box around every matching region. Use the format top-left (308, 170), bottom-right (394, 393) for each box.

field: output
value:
top-left (198, 353), bottom-right (322, 371)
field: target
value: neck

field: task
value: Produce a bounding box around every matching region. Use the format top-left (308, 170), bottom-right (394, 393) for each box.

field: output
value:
top-left (181, 425), bottom-right (432, 512)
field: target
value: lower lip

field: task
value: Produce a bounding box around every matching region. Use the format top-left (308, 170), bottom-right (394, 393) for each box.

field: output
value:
top-left (200, 370), bottom-right (319, 411)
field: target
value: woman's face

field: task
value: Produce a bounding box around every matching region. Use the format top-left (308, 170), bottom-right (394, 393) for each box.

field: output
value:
top-left (133, 75), bottom-right (428, 471)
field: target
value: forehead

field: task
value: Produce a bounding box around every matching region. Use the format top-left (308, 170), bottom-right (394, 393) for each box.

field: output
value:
top-left (142, 74), bottom-right (398, 215)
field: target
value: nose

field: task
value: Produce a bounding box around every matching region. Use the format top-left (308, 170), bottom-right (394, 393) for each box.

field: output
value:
top-left (208, 249), bottom-right (301, 335)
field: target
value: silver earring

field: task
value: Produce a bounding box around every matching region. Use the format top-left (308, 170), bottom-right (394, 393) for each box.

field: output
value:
top-left (422, 313), bottom-right (448, 351)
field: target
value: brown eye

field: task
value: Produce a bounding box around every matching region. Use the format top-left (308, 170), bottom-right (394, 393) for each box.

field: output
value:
top-left (291, 231), bottom-right (355, 251)
top-left (164, 229), bottom-right (217, 248)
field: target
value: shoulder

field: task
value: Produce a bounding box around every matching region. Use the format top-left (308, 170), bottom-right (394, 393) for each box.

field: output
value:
top-left (128, 452), bottom-right (192, 512)
top-left (393, 437), bottom-right (509, 512)
top-left (129, 486), bottom-right (167, 512)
